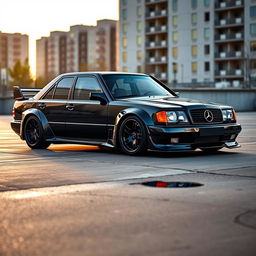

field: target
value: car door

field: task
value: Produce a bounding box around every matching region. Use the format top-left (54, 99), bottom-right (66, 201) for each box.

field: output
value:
top-left (65, 75), bottom-right (108, 141)
top-left (37, 76), bottom-right (75, 137)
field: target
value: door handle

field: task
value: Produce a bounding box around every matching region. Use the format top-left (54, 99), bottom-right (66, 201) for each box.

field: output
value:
top-left (66, 104), bottom-right (74, 111)
top-left (38, 103), bottom-right (46, 109)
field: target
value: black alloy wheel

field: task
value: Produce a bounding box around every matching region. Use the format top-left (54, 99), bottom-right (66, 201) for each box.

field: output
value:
top-left (24, 116), bottom-right (51, 149)
top-left (119, 116), bottom-right (148, 155)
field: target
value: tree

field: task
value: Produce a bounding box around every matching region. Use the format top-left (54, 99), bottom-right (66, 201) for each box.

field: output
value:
top-left (8, 58), bottom-right (34, 87)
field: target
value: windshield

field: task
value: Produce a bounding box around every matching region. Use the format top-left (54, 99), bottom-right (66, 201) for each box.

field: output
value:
top-left (101, 74), bottom-right (174, 98)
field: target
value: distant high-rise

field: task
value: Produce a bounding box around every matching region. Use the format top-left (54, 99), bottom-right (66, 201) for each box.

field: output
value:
top-left (36, 19), bottom-right (118, 81)
top-left (119, 0), bottom-right (256, 87)
top-left (0, 31), bottom-right (28, 85)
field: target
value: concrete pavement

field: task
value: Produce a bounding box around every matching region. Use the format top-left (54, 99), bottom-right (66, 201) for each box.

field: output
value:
top-left (0, 113), bottom-right (256, 256)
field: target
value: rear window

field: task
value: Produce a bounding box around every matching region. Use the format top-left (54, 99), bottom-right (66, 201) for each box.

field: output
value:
top-left (53, 77), bottom-right (74, 100)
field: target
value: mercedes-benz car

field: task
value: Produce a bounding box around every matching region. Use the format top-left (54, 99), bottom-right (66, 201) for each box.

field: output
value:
top-left (11, 72), bottom-right (242, 155)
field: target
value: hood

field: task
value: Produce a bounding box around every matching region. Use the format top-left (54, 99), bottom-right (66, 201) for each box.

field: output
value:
top-left (119, 96), bottom-right (230, 109)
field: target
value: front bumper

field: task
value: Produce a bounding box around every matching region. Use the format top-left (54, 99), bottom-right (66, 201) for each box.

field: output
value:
top-left (147, 123), bottom-right (242, 152)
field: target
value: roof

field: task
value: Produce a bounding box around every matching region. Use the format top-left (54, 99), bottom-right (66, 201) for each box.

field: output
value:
top-left (60, 72), bottom-right (149, 76)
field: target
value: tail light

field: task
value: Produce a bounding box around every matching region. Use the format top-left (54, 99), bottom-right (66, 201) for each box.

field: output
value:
top-left (12, 108), bottom-right (16, 118)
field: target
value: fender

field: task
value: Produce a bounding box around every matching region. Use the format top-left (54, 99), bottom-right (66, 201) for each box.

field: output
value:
top-left (20, 108), bottom-right (55, 140)
top-left (112, 107), bottom-right (154, 147)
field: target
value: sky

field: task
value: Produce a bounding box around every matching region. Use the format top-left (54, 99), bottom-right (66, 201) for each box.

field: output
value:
top-left (0, 0), bottom-right (119, 77)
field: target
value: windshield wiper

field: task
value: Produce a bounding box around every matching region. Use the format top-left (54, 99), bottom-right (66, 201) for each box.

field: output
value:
top-left (115, 94), bottom-right (143, 99)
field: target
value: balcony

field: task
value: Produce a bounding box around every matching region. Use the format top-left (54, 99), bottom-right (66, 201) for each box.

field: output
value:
top-left (146, 25), bottom-right (167, 34)
top-left (215, 17), bottom-right (244, 27)
top-left (146, 0), bottom-right (167, 5)
top-left (215, 32), bottom-right (244, 42)
top-left (215, 51), bottom-right (244, 60)
top-left (215, 0), bottom-right (243, 10)
top-left (149, 72), bottom-right (168, 80)
top-left (147, 56), bottom-right (168, 64)
top-left (215, 69), bottom-right (244, 77)
top-left (146, 40), bottom-right (167, 49)
top-left (146, 9), bottom-right (168, 19)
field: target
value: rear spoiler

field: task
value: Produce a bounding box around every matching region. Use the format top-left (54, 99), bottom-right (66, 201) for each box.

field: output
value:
top-left (13, 86), bottom-right (41, 100)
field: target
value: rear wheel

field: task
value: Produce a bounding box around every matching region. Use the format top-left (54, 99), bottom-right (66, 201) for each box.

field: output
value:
top-left (119, 116), bottom-right (148, 155)
top-left (24, 116), bottom-right (51, 149)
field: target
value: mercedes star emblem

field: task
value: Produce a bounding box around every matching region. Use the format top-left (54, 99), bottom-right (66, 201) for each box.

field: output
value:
top-left (204, 110), bottom-right (214, 122)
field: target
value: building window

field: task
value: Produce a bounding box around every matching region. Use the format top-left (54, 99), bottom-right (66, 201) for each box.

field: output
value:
top-left (192, 62), bottom-right (197, 73)
top-left (122, 9), bottom-right (127, 20)
top-left (204, 45), bottom-right (210, 55)
top-left (172, 16), bottom-right (178, 26)
top-left (191, 45), bottom-right (197, 57)
top-left (122, 23), bottom-right (127, 34)
top-left (205, 12), bottom-right (210, 22)
top-left (192, 13), bottom-right (197, 25)
top-left (251, 41), bottom-right (256, 51)
top-left (251, 60), bottom-right (256, 69)
top-left (137, 65), bottom-right (142, 73)
top-left (172, 0), bottom-right (178, 12)
top-left (137, 36), bottom-right (142, 46)
top-left (250, 6), bottom-right (256, 17)
top-left (204, 0), bottom-right (210, 7)
top-left (205, 62), bottom-right (210, 72)
top-left (191, 29), bottom-right (197, 41)
top-left (137, 6), bottom-right (142, 17)
top-left (191, 0), bottom-right (197, 8)
top-left (172, 47), bottom-right (178, 58)
top-left (123, 66), bottom-right (128, 72)
top-left (122, 52), bottom-right (127, 62)
top-left (137, 21), bottom-right (142, 32)
top-left (250, 24), bottom-right (256, 35)
top-left (122, 37), bottom-right (128, 48)
top-left (173, 63), bottom-right (178, 73)
top-left (137, 50), bottom-right (142, 60)
top-left (204, 28), bottom-right (210, 39)
top-left (172, 31), bottom-right (178, 42)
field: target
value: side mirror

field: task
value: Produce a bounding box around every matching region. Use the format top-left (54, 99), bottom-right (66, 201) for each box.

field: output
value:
top-left (89, 92), bottom-right (107, 105)
top-left (174, 91), bottom-right (180, 97)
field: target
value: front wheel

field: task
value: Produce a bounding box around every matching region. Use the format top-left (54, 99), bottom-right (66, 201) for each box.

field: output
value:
top-left (119, 116), bottom-right (148, 155)
top-left (24, 116), bottom-right (51, 149)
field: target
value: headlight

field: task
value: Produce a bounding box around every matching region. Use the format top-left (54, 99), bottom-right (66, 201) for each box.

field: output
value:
top-left (222, 109), bottom-right (236, 122)
top-left (156, 111), bottom-right (189, 124)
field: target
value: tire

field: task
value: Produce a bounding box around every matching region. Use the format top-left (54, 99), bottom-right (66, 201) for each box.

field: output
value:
top-left (24, 115), bottom-right (51, 149)
top-left (118, 116), bottom-right (148, 155)
top-left (200, 147), bottom-right (223, 153)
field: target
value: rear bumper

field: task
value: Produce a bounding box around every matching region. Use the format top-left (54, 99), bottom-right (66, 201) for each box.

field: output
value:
top-left (10, 120), bottom-right (21, 136)
top-left (147, 123), bottom-right (242, 152)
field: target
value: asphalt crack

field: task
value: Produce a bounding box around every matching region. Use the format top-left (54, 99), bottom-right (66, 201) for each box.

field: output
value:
top-left (234, 210), bottom-right (256, 230)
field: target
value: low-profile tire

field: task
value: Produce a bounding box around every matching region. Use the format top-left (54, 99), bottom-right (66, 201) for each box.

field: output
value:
top-left (118, 116), bottom-right (148, 155)
top-left (24, 115), bottom-right (51, 149)
top-left (200, 147), bottom-right (223, 153)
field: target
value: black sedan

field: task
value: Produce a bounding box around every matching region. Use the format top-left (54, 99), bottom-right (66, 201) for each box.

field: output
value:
top-left (11, 72), bottom-right (241, 155)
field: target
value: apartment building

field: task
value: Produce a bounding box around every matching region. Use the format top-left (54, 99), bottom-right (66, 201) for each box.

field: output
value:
top-left (36, 19), bottom-right (117, 81)
top-left (0, 32), bottom-right (28, 85)
top-left (119, 0), bottom-right (256, 87)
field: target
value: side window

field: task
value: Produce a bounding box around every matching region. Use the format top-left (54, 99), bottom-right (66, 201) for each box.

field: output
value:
top-left (73, 77), bottom-right (102, 100)
top-left (43, 86), bottom-right (55, 99)
top-left (53, 77), bottom-right (74, 100)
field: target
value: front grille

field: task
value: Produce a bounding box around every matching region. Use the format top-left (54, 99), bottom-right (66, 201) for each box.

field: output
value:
top-left (190, 108), bottom-right (223, 124)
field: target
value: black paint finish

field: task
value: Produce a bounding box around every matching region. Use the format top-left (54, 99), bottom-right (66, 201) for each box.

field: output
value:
top-left (11, 72), bottom-right (242, 152)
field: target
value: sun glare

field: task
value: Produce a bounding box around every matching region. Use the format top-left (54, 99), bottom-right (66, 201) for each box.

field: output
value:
top-left (0, 0), bottom-right (118, 77)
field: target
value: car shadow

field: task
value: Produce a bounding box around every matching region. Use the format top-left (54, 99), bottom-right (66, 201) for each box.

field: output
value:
top-left (41, 144), bottom-right (241, 159)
